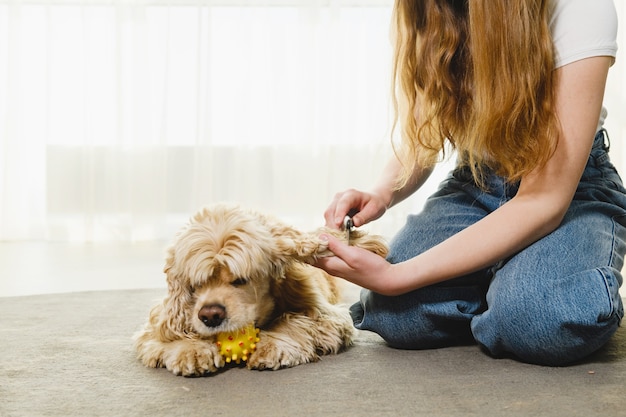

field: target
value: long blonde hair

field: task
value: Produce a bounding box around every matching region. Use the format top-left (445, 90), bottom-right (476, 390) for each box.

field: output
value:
top-left (391, 0), bottom-right (560, 188)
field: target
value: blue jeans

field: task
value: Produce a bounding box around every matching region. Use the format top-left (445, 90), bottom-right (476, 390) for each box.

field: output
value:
top-left (352, 129), bottom-right (626, 365)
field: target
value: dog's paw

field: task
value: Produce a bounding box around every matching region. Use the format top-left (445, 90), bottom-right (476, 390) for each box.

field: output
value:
top-left (315, 236), bottom-right (332, 257)
top-left (162, 339), bottom-right (224, 376)
top-left (247, 334), bottom-right (316, 371)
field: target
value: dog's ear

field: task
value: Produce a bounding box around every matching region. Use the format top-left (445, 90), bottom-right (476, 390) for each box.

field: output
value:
top-left (157, 247), bottom-right (195, 340)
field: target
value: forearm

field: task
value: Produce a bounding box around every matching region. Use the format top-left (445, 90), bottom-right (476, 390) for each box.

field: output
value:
top-left (371, 156), bottom-right (433, 209)
top-left (321, 184), bottom-right (576, 296)
top-left (382, 193), bottom-right (569, 295)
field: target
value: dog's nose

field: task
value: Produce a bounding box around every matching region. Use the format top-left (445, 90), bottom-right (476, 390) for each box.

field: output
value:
top-left (198, 304), bottom-right (226, 328)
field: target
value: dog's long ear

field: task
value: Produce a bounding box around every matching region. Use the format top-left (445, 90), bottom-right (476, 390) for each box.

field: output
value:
top-left (157, 247), bottom-right (195, 340)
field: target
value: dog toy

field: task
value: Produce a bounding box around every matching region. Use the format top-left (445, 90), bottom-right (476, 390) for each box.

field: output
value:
top-left (216, 323), bottom-right (260, 364)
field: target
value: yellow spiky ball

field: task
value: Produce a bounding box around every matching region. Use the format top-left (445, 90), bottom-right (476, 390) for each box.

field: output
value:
top-left (216, 323), bottom-right (260, 364)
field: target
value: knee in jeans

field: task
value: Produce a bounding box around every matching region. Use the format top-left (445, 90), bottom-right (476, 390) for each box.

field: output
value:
top-left (379, 325), bottom-right (474, 350)
top-left (497, 316), bottom-right (618, 366)
top-left (358, 289), bottom-right (479, 350)
top-left (473, 284), bottom-right (622, 366)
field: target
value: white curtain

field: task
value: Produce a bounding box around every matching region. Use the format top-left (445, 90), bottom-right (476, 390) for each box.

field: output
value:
top-left (1, 0), bottom-right (625, 243)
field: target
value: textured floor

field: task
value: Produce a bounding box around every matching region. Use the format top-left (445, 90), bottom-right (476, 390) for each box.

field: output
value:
top-left (1, 242), bottom-right (625, 417)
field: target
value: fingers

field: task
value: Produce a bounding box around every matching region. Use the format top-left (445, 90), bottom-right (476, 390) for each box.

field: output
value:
top-left (324, 189), bottom-right (366, 229)
top-left (315, 234), bottom-right (351, 275)
top-left (323, 194), bottom-right (342, 228)
top-left (316, 234), bottom-right (391, 290)
top-left (322, 233), bottom-right (348, 258)
top-left (351, 204), bottom-right (379, 228)
top-left (324, 188), bottom-right (388, 230)
top-left (318, 233), bottom-right (363, 268)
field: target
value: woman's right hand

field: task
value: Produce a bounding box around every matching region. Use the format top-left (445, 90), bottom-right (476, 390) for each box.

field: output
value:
top-left (323, 188), bottom-right (389, 229)
top-left (324, 155), bottom-right (429, 229)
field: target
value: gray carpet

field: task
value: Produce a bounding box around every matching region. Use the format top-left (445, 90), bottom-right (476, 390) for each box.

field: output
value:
top-left (1, 289), bottom-right (625, 417)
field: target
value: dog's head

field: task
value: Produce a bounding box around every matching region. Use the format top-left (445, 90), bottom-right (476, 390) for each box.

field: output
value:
top-left (161, 204), bottom-right (335, 338)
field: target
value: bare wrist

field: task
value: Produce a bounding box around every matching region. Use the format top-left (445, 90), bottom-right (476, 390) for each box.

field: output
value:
top-left (370, 186), bottom-right (394, 210)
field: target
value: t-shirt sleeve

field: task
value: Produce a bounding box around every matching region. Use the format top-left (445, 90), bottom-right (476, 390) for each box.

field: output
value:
top-left (550, 0), bottom-right (618, 68)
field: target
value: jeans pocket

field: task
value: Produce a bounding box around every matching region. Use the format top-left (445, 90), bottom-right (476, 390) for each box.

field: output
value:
top-left (596, 266), bottom-right (624, 323)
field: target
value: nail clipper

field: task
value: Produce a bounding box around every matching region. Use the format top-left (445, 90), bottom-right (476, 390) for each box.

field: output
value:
top-left (343, 216), bottom-right (354, 246)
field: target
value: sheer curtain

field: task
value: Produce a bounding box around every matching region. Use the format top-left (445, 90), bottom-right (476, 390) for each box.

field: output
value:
top-left (1, 0), bottom-right (625, 243)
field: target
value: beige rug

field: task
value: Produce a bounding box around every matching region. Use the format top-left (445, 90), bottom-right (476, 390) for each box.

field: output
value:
top-left (1, 289), bottom-right (625, 417)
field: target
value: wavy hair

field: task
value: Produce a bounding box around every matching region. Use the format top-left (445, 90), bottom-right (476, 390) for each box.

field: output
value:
top-left (391, 0), bottom-right (560, 188)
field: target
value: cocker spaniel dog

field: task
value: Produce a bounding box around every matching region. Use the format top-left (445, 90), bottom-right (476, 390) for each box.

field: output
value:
top-left (134, 204), bottom-right (388, 376)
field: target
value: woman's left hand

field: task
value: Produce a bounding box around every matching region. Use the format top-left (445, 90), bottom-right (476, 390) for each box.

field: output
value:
top-left (314, 233), bottom-right (401, 295)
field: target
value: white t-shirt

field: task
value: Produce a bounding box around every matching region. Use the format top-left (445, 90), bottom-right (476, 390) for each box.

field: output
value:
top-left (550, 0), bottom-right (618, 131)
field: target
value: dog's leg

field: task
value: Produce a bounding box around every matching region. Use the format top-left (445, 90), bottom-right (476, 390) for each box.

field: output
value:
top-left (135, 334), bottom-right (223, 376)
top-left (319, 227), bottom-right (389, 258)
top-left (133, 304), bottom-right (224, 376)
top-left (274, 226), bottom-right (388, 265)
top-left (246, 303), bottom-right (355, 371)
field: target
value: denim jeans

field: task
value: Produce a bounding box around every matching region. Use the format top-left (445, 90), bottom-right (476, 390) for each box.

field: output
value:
top-left (352, 129), bottom-right (626, 365)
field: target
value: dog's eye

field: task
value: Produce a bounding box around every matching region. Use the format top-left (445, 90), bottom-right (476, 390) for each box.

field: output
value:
top-left (231, 278), bottom-right (248, 287)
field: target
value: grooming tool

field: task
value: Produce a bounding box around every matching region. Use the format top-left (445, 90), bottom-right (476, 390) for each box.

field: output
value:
top-left (343, 215), bottom-right (354, 246)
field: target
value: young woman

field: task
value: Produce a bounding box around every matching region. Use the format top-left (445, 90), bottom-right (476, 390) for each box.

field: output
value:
top-left (315, 0), bottom-right (624, 366)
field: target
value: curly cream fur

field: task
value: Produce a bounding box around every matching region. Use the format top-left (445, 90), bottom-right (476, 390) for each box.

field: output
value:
top-left (133, 203), bottom-right (388, 376)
